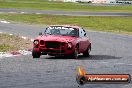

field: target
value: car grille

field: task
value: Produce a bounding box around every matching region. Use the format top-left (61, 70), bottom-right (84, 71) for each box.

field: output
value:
top-left (45, 41), bottom-right (60, 48)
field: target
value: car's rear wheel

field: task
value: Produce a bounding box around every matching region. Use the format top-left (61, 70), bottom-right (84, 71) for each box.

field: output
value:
top-left (83, 45), bottom-right (91, 57)
top-left (32, 49), bottom-right (41, 58)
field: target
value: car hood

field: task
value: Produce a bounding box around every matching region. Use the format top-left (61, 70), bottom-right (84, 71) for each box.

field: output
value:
top-left (36, 35), bottom-right (77, 42)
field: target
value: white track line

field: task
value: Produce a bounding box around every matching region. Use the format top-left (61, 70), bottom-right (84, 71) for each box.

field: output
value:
top-left (20, 12), bottom-right (27, 14)
top-left (0, 20), bottom-right (10, 24)
top-left (18, 50), bottom-right (32, 55)
top-left (21, 36), bottom-right (27, 39)
top-left (36, 13), bottom-right (41, 14)
top-left (9, 33), bottom-right (13, 35)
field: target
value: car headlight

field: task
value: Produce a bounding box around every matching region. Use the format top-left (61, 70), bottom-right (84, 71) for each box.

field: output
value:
top-left (67, 42), bottom-right (72, 48)
top-left (33, 40), bottom-right (39, 45)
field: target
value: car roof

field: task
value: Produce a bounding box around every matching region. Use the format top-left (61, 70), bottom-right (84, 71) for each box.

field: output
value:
top-left (49, 25), bottom-right (81, 29)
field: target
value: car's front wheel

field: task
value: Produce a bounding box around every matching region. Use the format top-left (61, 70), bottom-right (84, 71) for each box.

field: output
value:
top-left (32, 49), bottom-right (41, 58)
top-left (70, 46), bottom-right (79, 59)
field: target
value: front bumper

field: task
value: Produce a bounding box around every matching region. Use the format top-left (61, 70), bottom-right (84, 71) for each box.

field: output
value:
top-left (33, 40), bottom-right (74, 55)
top-left (34, 47), bottom-right (73, 55)
top-left (40, 48), bottom-right (65, 55)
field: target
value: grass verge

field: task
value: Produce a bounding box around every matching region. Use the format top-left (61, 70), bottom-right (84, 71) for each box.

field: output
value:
top-left (0, 0), bottom-right (132, 12)
top-left (0, 14), bottom-right (132, 35)
top-left (0, 33), bottom-right (32, 52)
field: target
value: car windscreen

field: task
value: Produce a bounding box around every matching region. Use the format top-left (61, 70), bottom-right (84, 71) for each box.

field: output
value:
top-left (44, 26), bottom-right (78, 37)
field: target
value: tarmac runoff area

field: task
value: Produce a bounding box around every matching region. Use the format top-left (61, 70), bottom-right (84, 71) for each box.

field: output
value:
top-left (0, 8), bottom-right (132, 16)
top-left (0, 22), bottom-right (132, 88)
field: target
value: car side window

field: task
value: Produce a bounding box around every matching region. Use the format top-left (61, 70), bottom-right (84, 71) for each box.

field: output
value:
top-left (83, 29), bottom-right (87, 37)
top-left (79, 28), bottom-right (86, 37)
top-left (44, 28), bottom-right (51, 34)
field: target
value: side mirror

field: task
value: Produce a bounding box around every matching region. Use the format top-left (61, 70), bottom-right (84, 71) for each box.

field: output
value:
top-left (39, 32), bottom-right (42, 35)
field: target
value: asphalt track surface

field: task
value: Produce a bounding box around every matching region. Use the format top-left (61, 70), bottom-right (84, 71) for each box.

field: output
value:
top-left (0, 8), bottom-right (132, 16)
top-left (0, 23), bottom-right (132, 88)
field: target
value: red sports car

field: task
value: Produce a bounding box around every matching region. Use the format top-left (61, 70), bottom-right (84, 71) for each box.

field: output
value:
top-left (32, 25), bottom-right (91, 59)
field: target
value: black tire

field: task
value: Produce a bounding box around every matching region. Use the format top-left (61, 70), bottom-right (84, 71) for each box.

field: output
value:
top-left (70, 46), bottom-right (79, 59)
top-left (32, 49), bottom-right (41, 58)
top-left (83, 45), bottom-right (91, 57)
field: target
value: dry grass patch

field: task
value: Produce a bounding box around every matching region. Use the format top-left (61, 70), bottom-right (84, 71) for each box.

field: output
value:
top-left (0, 33), bottom-right (32, 52)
